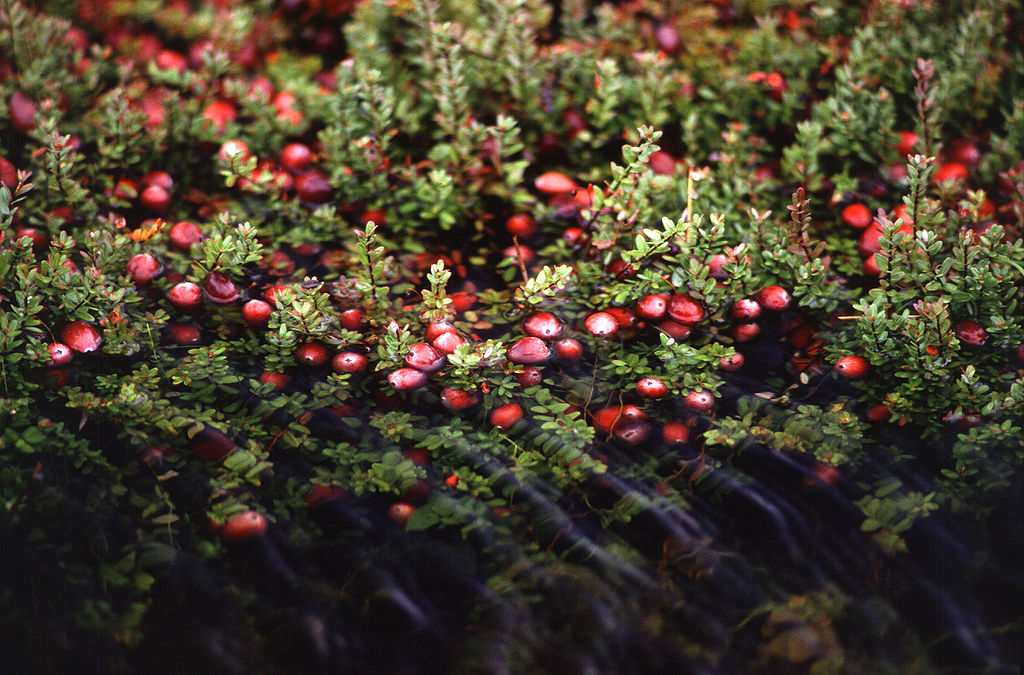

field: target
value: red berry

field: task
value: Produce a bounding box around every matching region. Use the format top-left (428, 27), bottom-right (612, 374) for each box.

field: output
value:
top-left (295, 170), bottom-right (333, 203)
top-left (405, 342), bottom-right (445, 372)
top-left (0, 154), bottom-right (18, 189)
top-left (553, 338), bottom-right (583, 361)
top-left (387, 502), bottom-right (416, 526)
top-left (169, 323), bottom-right (202, 345)
top-left (168, 281), bottom-right (203, 312)
top-left (140, 184), bottom-right (170, 213)
top-left (217, 139), bottom-right (249, 163)
top-left (667, 294), bottom-right (705, 325)
top-left (260, 371), bottom-right (290, 391)
top-left (810, 463), bottom-right (842, 486)
top-left (635, 293), bottom-right (669, 321)
top-left (490, 402), bottom-right (524, 429)
top-left (834, 355), bottom-right (869, 378)
top-left (534, 171), bottom-right (576, 194)
top-left (141, 170), bottom-right (173, 190)
top-left (862, 254), bottom-right (881, 276)
top-left (858, 220), bottom-right (914, 257)
top-left (388, 368), bottom-right (428, 391)
top-left (507, 336), bottom-right (551, 365)
top-left (242, 299), bottom-right (273, 326)
top-left (332, 351), bottom-right (368, 373)
top-left (296, 342), bottom-right (329, 366)
top-left (517, 366), bottom-right (543, 387)
top-left (953, 320), bottom-right (987, 347)
top-left (585, 311), bottom-right (619, 337)
top-left (592, 405), bottom-right (646, 434)
top-left (425, 321), bottom-right (457, 342)
top-left (732, 323), bottom-right (761, 343)
top-left (755, 285), bottom-right (790, 311)
top-left (204, 271), bottom-right (239, 304)
top-left (841, 203), bottom-right (872, 229)
top-left (191, 427), bottom-right (235, 462)
top-left (221, 510), bottom-right (268, 541)
top-left (563, 227), bottom-right (583, 245)
top-left (604, 307), bottom-right (637, 329)
top-left (684, 390), bottom-right (714, 414)
top-left (636, 377), bottom-right (668, 399)
top-left (729, 298), bottom-right (761, 322)
top-left (47, 342), bottom-right (73, 366)
top-left (14, 226), bottom-right (47, 250)
top-left (719, 352), bottom-right (745, 371)
top-left (934, 161), bottom-right (969, 185)
top-left (263, 284), bottom-right (296, 308)
top-left (867, 404), bottom-right (890, 422)
top-left (440, 387), bottom-right (479, 411)
top-left (523, 312), bottom-right (564, 339)
top-left (505, 214), bottom-right (538, 238)
top-left (169, 221), bottom-right (202, 250)
top-left (614, 421), bottom-right (651, 445)
top-left (9, 91), bottom-right (38, 133)
top-left (649, 149), bottom-right (677, 175)
top-left (280, 142), bottom-right (314, 172)
top-left (127, 253), bottom-right (162, 285)
top-left (656, 320), bottom-right (692, 340)
top-left (339, 308), bottom-right (366, 330)
top-left (305, 483), bottom-right (345, 506)
top-left (894, 130), bottom-right (917, 155)
top-left (662, 421), bottom-right (690, 445)
top-left (62, 321), bottom-right (102, 353)
top-left (432, 331), bottom-right (466, 355)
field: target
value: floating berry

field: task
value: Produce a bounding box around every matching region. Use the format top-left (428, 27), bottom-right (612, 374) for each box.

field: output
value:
top-left (834, 355), bottom-right (869, 378)
top-left (507, 336), bottom-right (551, 365)
top-left (490, 402), bottom-right (524, 429)
top-left (636, 377), bottom-right (668, 399)
top-left (666, 294), bottom-right (704, 325)
top-left (332, 352), bottom-right (368, 373)
top-left (524, 312), bottom-right (564, 339)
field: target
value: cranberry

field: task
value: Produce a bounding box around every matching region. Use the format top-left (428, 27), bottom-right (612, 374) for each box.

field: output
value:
top-left (62, 321), bottom-right (102, 353)
top-left (507, 336), bottom-right (551, 365)
top-left (333, 351), bottom-right (368, 373)
top-left (635, 293), bottom-right (669, 321)
top-left (719, 352), bottom-right (745, 371)
top-left (517, 366), bottom-right (543, 387)
top-left (841, 203), bottom-right (872, 229)
top-left (858, 220), bottom-right (914, 257)
top-left (894, 130), bottom-right (917, 155)
top-left (140, 184), bottom-right (170, 213)
top-left (505, 214), bottom-right (538, 238)
top-left (9, 91), bottom-right (38, 133)
top-left (295, 170), bottom-right (333, 203)
top-left (204, 271), bottom-right (239, 304)
top-left (296, 342), bottom-right (329, 366)
top-left (604, 307), bottom-right (637, 329)
top-left (217, 139), bottom-right (250, 163)
top-left (191, 427), bottom-right (235, 462)
top-left (563, 227), bottom-right (583, 245)
top-left (656, 320), bottom-right (692, 340)
top-left (667, 293), bottom-right (705, 325)
top-left (425, 321), bottom-right (456, 342)
top-left (260, 371), bottom-right (290, 391)
top-left (14, 226), bottom-right (47, 250)
top-left (585, 311), bottom-right (619, 337)
top-left (933, 161), bottom-right (969, 185)
top-left (953, 320), bottom-right (987, 346)
top-left (388, 368), bottom-right (428, 391)
top-left (339, 308), bottom-right (366, 330)
top-left (834, 355), bottom-right (869, 378)
top-left (810, 463), bottom-right (842, 486)
top-left (168, 281), bottom-right (203, 312)
top-left (636, 377), bottom-right (668, 399)
top-left (729, 299), bottom-right (761, 322)
top-left (242, 299), bottom-right (273, 326)
top-left (440, 387), bottom-right (479, 411)
top-left (707, 254), bottom-right (730, 279)
top-left (280, 142), bottom-right (314, 172)
top-left (141, 170), bottom-right (173, 189)
top-left (169, 323), bottom-right (202, 345)
top-left (127, 253), bottom-right (161, 284)
top-left (431, 331), bottom-right (465, 355)
top-left (614, 421), bottom-right (651, 445)
top-left (534, 171), bottom-right (576, 194)
top-left (553, 338), bottom-right (583, 361)
top-left (523, 312), bottom-right (563, 339)
top-left (155, 49), bottom-right (187, 72)
top-left (387, 502), bottom-right (416, 526)
top-left (684, 390), bottom-right (714, 414)
top-left (592, 405), bottom-right (646, 434)
top-left (405, 342), bottom-right (445, 372)
top-left (862, 254), bottom-right (881, 276)
top-left (221, 510), bottom-right (268, 541)
top-left (47, 342), bottom-right (73, 366)
top-left (662, 421), bottom-right (690, 445)
top-left (305, 483), bottom-right (345, 506)
top-left (490, 402), bottom-right (524, 429)
top-left (755, 285), bottom-right (790, 311)
top-left (169, 221), bottom-right (202, 250)
top-left (732, 323), bottom-right (761, 343)
top-left (0, 154), bottom-right (17, 189)
top-left (263, 284), bottom-right (296, 307)
top-left (867, 404), bottom-right (890, 422)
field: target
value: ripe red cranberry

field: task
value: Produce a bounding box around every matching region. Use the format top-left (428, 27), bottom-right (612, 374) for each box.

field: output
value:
top-left (585, 311), bottom-right (619, 337)
top-left (432, 331), bottom-right (466, 355)
top-left (388, 368), bottom-right (428, 391)
top-left (592, 405), bottom-right (646, 434)
top-left (953, 320), bottom-right (987, 346)
top-left (636, 377), bottom-right (668, 399)
top-left (834, 355), bottom-right (869, 378)
top-left (263, 284), bottom-right (296, 307)
top-left (684, 390), bottom-right (714, 414)
top-left (168, 281), bottom-right (203, 312)
top-left (305, 483), bottom-right (345, 507)
top-left (221, 510), bottom-right (268, 541)
top-left (141, 170), bottom-right (173, 190)
top-left (339, 308), bottom-right (366, 330)
top-left (635, 293), bottom-right (669, 321)
top-left (441, 387), bottom-right (479, 411)
top-left (169, 221), bottom-right (202, 250)
top-left (242, 299), bottom-right (273, 326)
top-left (732, 323), bottom-right (761, 343)
top-left (707, 254), bottom-right (730, 279)
top-left (169, 323), bottom-right (202, 345)
top-left (280, 142), bottom-right (314, 172)
top-left (867, 404), bottom-right (891, 422)
top-left (810, 463), bottom-right (842, 486)
top-left (507, 336), bottom-right (551, 365)
top-left (425, 321), bottom-right (456, 342)
top-left (332, 351), bottom-right (368, 373)
top-left (755, 285), bottom-right (790, 311)
top-left (260, 371), bottom-right (290, 391)
top-left (517, 366), bottom-right (543, 387)
top-left (217, 139), bottom-right (250, 163)
top-left (140, 184), bottom-right (171, 213)
top-left (387, 502), bottom-right (416, 526)
top-left (729, 298), bottom-right (761, 322)
top-left (405, 342), bottom-right (445, 372)
top-left (295, 170), bottom-right (333, 203)
top-left (155, 49), bottom-right (188, 72)
top-left (204, 271), bottom-right (239, 304)
top-left (858, 220), bottom-right (913, 257)
top-left (667, 294), bottom-right (705, 325)
top-left (862, 254), bottom-right (881, 276)
top-left (14, 226), bottom-right (47, 250)
top-left (0, 154), bottom-right (18, 189)
top-left (894, 130), bottom-right (917, 155)
top-left (9, 91), bottom-right (38, 133)
top-left (614, 421), bottom-right (651, 445)
top-left (656, 319), bottom-right (692, 340)
top-left (524, 312), bottom-right (564, 339)
top-left (662, 421), bottom-right (690, 445)
top-left (563, 227), bottom-right (583, 245)
top-left (719, 352), bottom-right (745, 371)
top-left (553, 338), bottom-right (583, 361)
top-left (604, 307), bottom-right (638, 329)
top-left (62, 321), bottom-right (102, 353)
top-left (490, 402), bottom-right (524, 429)
top-left (191, 427), bottom-right (235, 462)
top-left (934, 161), bottom-right (969, 184)
top-left (502, 243), bottom-right (535, 265)
top-left (296, 342), bottom-right (329, 366)
top-left (505, 214), bottom-right (538, 238)
top-left (127, 253), bottom-right (161, 284)
top-left (841, 203), bottom-right (872, 229)
top-left (47, 342), bottom-right (73, 366)
top-left (534, 171), bottom-right (576, 194)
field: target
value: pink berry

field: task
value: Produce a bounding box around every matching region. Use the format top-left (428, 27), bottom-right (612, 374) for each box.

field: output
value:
top-left (432, 331), bottom-right (466, 355)
top-left (169, 221), bottom-right (202, 250)
top-left (534, 171), bottom-right (576, 194)
top-left (523, 312), bottom-right (564, 339)
top-left (755, 285), bottom-right (790, 311)
top-left (684, 390), bottom-right (714, 414)
top-left (140, 184), bottom-right (170, 213)
top-left (636, 377), bottom-right (668, 399)
top-left (388, 368), bottom-right (428, 391)
top-left (553, 338), bottom-right (583, 361)
top-left (719, 352), bottom-right (745, 371)
top-left (584, 311), bottom-right (618, 337)
top-left (47, 342), bottom-right (73, 365)
top-left (332, 352), bottom-right (368, 373)
top-left (167, 282), bottom-right (203, 312)
top-left (404, 342), bottom-right (445, 372)
top-left (666, 293), bottom-right (705, 325)
top-left (280, 142), bottom-right (314, 172)
top-left (440, 387), bottom-right (479, 411)
top-left (127, 253), bottom-right (162, 285)
top-left (732, 323), bottom-right (761, 343)
top-left (507, 336), bottom-right (551, 365)
top-left (729, 298), bottom-right (761, 322)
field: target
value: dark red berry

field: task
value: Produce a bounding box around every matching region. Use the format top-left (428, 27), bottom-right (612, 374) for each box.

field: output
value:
top-left (127, 253), bottom-right (161, 284)
top-left (440, 387), bottom-right (479, 411)
top-left (9, 91), bottom-right (37, 133)
top-left (755, 285), bottom-right (790, 311)
top-left (242, 299), bottom-right (273, 326)
top-left (719, 352), bottom-right (745, 371)
top-left (169, 221), bottom-right (202, 250)
top-left (388, 368), bottom-right (428, 391)
top-left (280, 142), bottom-right (314, 172)
top-left (656, 320), bottom-right (692, 340)
top-left (662, 421), bottom-right (690, 445)
top-left (169, 323), bottom-right (202, 345)
top-left (339, 308), bottom-right (366, 330)
top-left (553, 338), bottom-right (583, 361)
top-left (490, 402), bottom-right (524, 429)
top-left (405, 342), bottom-right (445, 372)
top-left (614, 421), bottom-right (651, 445)
top-left (507, 336), bottom-right (551, 365)
top-left (191, 427), bottom-right (235, 462)
top-left (260, 371), bottom-right (290, 391)
top-left (684, 390), bottom-right (714, 414)
top-left (62, 321), bottom-right (102, 353)
top-left (387, 502), bottom-right (416, 526)
top-left (834, 355), bottom-right (869, 378)
top-left (295, 170), bottom-right (333, 203)
top-left (505, 214), bottom-right (538, 238)
top-left (517, 366), bottom-right (543, 387)
top-left (295, 342), bottom-right (329, 366)
top-left (667, 293), bottom-right (705, 325)
top-left (432, 331), bottom-right (466, 355)
top-left (635, 293), bottom-right (669, 321)
top-left (140, 184), bottom-right (171, 213)
top-left (953, 320), bottom-right (987, 346)
top-left (47, 342), bottom-right (73, 365)
top-left (867, 404), bottom-right (890, 422)
top-left (332, 351), bottom-right (368, 373)
top-left (729, 298), bottom-right (761, 322)
top-left (636, 377), bottom-right (668, 399)
top-left (204, 271), bottom-right (239, 304)
top-left (592, 405), bottom-right (646, 434)
top-left (523, 312), bottom-right (564, 339)
top-left (168, 281), bottom-right (203, 312)
top-left (222, 510), bottom-right (268, 540)
top-left (732, 323), bottom-right (761, 343)
top-left (934, 161), bottom-right (968, 184)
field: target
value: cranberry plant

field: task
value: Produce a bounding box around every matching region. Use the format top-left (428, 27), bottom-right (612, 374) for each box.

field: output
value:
top-left (1, 0), bottom-right (1022, 671)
